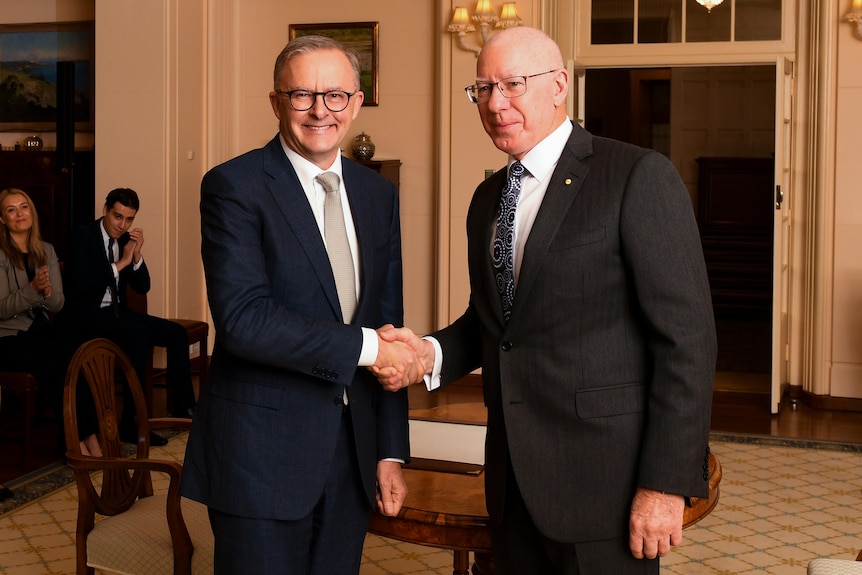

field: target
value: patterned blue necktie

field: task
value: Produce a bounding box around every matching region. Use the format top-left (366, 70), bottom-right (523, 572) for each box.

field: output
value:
top-left (493, 161), bottom-right (525, 322)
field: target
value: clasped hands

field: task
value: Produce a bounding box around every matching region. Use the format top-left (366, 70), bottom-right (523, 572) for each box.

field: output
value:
top-left (117, 228), bottom-right (145, 270)
top-left (369, 325), bottom-right (434, 391)
top-left (30, 265), bottom-right (52, 298)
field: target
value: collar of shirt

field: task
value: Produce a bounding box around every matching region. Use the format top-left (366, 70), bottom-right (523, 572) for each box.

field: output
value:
top-left (514, 118), bottom-right (573, 182)
top-left (279, 136), bottom-right (350, 235)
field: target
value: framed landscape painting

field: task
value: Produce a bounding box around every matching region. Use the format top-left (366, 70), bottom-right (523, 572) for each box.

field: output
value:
top-left (0, 21), bottom-right (95, 132)
top-left (289, 22), bottom-right (379, 106)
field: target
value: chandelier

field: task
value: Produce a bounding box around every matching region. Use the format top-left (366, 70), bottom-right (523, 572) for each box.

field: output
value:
top-left (695, 0), bottom-right (725, 12)
top-left (447, 0), bottom-right (523, 56)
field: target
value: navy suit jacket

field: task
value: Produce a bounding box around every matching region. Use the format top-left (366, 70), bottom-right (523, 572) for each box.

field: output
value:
top-left (182, 136), bottom-right (409, 520)
top-left (433, 123), bottom-right (717, 542)
top-left (62, 219), bottom-right (150, 321)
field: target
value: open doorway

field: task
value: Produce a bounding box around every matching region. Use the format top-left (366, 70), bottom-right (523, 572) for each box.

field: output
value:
top-left (584, 65), bottom-right (775, 398)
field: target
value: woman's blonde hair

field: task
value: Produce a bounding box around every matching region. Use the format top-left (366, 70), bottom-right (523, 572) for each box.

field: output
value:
top-left (0, 188), bottom-right (47, 270)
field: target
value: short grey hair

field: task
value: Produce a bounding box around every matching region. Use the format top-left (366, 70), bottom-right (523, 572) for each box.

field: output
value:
top-left (273, 35), bottom-right (361, 91)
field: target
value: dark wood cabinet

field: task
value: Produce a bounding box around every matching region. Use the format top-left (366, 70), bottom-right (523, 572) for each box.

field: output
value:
top-left (356, 158), bottom-right (401, 191)
top-left (0, 150), bottom-right (95, 260)
top-left (696, 156), bottom-right (774, 318)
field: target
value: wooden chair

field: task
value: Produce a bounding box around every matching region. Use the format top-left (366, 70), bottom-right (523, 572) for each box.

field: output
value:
top-left (63, 338), bottom-right (213, 575)
top-left (0, 371), bottom-right (40, 467)
top-left (124, 286), bottom-right (209, 417)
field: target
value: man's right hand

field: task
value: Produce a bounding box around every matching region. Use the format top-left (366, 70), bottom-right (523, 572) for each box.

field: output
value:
top-left (370, 325), bottom-right (434, 391)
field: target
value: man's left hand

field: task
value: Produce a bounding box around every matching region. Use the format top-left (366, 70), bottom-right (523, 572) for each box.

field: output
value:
top-left (376, 460), bottom-right (408, 517)
top-left (629, 486), bottom-right (684, 559)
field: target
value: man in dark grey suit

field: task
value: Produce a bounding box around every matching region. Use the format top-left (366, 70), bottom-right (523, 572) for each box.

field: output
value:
top-left (181, 35), bottom-right (420, 575)
top-left (377, 26), bottom-right (716, 574)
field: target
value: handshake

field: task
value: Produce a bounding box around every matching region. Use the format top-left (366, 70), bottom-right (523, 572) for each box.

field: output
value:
top-left (369, 325), bottom-right (435, 392)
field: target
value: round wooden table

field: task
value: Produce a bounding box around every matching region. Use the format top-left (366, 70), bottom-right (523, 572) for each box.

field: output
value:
top-left (367, 452), bottom-right (722, 575)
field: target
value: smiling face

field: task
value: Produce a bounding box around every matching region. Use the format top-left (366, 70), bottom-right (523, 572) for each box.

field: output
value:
top-left (0, 193), bottom-right (33, 237)
top-left (102, 201), bottom-right (137, 239)
top-left (475, 27), bottom-right (568, 160)
top-left (269, 48), bottom-right (364, 169)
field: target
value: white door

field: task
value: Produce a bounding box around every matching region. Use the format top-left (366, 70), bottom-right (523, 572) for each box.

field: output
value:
top-left (770, 56), bottom-right (794, 413)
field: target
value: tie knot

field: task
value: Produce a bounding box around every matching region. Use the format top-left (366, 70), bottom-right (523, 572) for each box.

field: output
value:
top-left (509, 161), bottom-right (525, 180)
top-left (316, 171), bottom-right (341, 193)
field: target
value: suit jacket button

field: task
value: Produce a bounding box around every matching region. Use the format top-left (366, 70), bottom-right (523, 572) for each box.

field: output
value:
top-left (501, 341), bottom-right (513, 352)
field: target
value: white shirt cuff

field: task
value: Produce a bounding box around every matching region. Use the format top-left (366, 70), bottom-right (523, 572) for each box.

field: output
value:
top-left (422, 336), bottom-right (443, 391)
top-left (358, 327), bottom-right (379, 366)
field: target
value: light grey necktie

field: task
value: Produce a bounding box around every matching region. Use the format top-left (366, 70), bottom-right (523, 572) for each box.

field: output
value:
top-left (316, 171), bottom-right (356, 324)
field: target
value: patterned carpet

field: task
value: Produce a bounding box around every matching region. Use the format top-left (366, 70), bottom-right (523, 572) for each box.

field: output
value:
top-left (2, 433), bottom-right (862, 574)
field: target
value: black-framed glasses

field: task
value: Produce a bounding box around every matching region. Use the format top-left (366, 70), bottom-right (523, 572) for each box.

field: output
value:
top-left (274, 89), bottom-right (356, 112)
top-left (465, 70), bottom-right (557, 104)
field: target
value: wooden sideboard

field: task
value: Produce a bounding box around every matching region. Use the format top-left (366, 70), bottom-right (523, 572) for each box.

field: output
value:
top-left (696, 156), bottom-right (774, 319)
top-left (356, 158), bottom-right (401, 191)
top-left (0, 150), bottom-right (95, 260)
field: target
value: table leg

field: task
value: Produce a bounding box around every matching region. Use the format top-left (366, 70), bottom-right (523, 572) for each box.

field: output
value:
top-left (453, 550), bottom-right (470, 575)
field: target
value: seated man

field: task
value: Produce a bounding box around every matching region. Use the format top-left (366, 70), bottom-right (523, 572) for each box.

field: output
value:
top-left (60, 188), bottom-right (196, 444)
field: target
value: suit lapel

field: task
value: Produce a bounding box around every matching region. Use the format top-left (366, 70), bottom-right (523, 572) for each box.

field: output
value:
top-left (509, 126), bottom-right (593, 327)
top-left (261, 138), bottom-right (344, 321)
top-left (343, 161), bottom-right (372, 322)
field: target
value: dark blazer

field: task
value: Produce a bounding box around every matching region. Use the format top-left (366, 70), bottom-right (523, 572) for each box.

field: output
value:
top-left (433, 123), bottom-right (716, 543)
top-left (181, 135), bottom-right (409, 521)
top-left (61, 219), bottom-right (151, 321)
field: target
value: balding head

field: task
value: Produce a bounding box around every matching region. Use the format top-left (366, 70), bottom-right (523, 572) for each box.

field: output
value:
top-left (480, 27), bottom-right (564, 73)
top-left (472, 27), bottom-right (569, 159)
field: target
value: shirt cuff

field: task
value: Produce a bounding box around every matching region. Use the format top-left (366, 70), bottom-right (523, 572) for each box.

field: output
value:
top-left (358, 326), bottom-right (379, 367)
top-left (422, 336), bottom-right (443, 391)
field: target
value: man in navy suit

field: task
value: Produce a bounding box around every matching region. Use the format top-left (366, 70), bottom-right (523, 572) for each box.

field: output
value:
top-left (61, 188), bottom-right (196, 444)
top-left (181, 35), bottom-right (419, 575)
top-left (378, 27), bottom-right (716, 574)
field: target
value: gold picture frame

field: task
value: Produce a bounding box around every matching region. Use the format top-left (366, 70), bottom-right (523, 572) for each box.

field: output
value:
top-left (288, 21), bottom-right (379, 106)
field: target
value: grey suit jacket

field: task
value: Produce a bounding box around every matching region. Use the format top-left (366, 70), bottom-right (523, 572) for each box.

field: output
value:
top-left (182, 135), bottom-right (409, 521)
top-left (434, 123), bottom-right (716, 542)
top-left (0, 243), bottom-right (64, 337)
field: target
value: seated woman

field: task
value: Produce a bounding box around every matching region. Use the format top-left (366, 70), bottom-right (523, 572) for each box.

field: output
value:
top-left (0, 188), bottom-right (101, 464)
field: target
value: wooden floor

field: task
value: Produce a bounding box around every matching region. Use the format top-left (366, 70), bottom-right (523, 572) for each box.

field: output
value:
top-left (2, 371), bottom-right (862, 485)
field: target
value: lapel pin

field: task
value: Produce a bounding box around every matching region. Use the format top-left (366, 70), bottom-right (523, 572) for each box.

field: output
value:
top-left (565, 178), bottom-right (572, 185)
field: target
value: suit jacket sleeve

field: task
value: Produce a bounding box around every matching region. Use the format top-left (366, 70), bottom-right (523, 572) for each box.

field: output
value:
top-left (619, 149), bottom-right (716, 497)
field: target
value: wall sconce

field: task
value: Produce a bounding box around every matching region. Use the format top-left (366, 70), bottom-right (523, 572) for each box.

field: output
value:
top-left (845, 0), bottom-right (862, 40)
top-left (695, 0), bottom-right (725, 13)
top-left (447, 1), bottom-right (522, 56)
